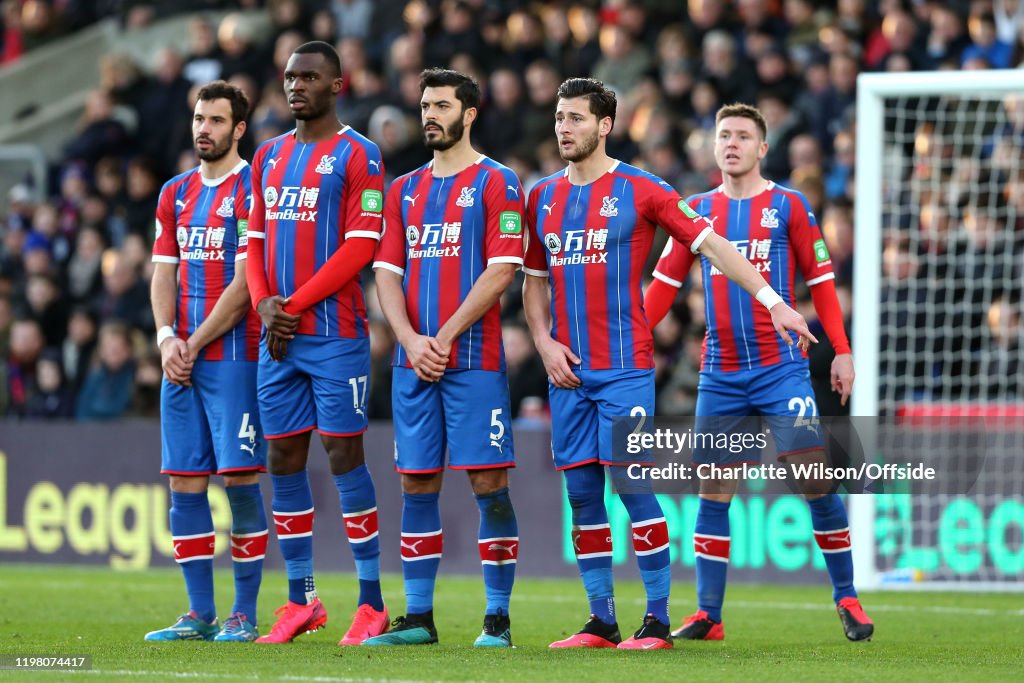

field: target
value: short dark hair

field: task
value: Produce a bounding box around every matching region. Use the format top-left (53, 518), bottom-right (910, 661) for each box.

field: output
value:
top-left (715, 102), bottom-right (768, 140)
top-left (556, 78), bottom-right (617, 127)
top-left (418, 68), bottom-right (481, 112)
top-left (196, 80), bottom-right (250, 126)
top-left (293, 40), bottom-right (342, 76)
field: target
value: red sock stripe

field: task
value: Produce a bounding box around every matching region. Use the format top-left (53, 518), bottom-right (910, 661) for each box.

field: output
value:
top-left (343, 507), bottom-right (379, 543)
top-left (814, 527), bottom-right (852, 553)
top-left (273, 508), bottom-right (314, 539)
top-left (479, 536), bottom-right (519, 565)
top-left (230, 530), bottom-right (268, 561)
top-left (571, 524), bottom-right (613, 559)
top-left (400, 531), bottom-right (443, 561)
top-left (631, 518), bottom-right (670, 556)
top-left (694, 534), bottom-right (730, 562)
top-left (172, 532), bottom-right (215, 562)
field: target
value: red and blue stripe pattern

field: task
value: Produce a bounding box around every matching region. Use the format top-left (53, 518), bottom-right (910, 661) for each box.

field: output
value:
top-left (152, 161), bottom-right (259, 361)
top-left (653, 182), bottom-right (834, 372)
top-left (251, 126), bottom-right (384, 339)
top-left (375, 155), bottom-right (525, 371)
top-left (524, 161), bottom-right (712, 370)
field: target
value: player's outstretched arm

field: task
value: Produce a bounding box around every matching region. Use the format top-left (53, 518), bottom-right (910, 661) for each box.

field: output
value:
top-left (375, 269), bottom-right (448, 382)
top-left (434, 263), bottom-right (517, 354)
top-left (186, 259), bottom-right (254, 358)
top-left (151, 262), bottom-right (192, 386)
top-left (523, 273), bottom-right (581, 389)
top-left (697, 232), bottom-right (818, 348)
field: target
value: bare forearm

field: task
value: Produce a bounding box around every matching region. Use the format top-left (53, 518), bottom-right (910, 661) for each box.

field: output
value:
top-left (188, 274), bottom-right (252, 352)
top-left (523, 275), bottom-right (553, 345)
top-left (699, 234), bottom-right (771, 298)
top-left (375, 271), bottom-right (417, 347)
top-left (151, 266), bottom-right (179, 330)
top-left (436, 264), bottom-right (516, 346)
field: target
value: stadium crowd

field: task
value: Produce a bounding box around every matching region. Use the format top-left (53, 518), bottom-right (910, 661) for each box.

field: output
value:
top-left (2, 0), bottom-right (1024, 420)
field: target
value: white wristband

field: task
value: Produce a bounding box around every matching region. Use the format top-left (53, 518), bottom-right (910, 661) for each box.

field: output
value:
top-left (156, 326), bottom-right (175, 347)
top-left (755, 286), bottom-right (784, 310)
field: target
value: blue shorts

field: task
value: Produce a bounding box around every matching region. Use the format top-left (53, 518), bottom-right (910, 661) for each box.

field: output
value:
top-left (160, 359), bottom-right (266, 475)
top-left (257, 334), bottom-right (370, 439)
top-left (392, 366), bottom-right (514, 473)
top-left (549, 368), bottom-right (655, 470)
top-left (694, 362), bottom-right (824, 466)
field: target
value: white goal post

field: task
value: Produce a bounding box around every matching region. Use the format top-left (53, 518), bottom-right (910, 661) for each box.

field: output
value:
top-left (851, 69), bottom-right (1024, 591)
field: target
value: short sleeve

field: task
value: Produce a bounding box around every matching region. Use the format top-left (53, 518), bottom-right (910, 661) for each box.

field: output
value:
top-left (482, 169), bottom-right (526, 267)
top-left (152, 181), bottom-right (180, 264)
top-left (373, 181), bottom-right (407, 276)
top-left (342, 141), bottom-right (385, 241)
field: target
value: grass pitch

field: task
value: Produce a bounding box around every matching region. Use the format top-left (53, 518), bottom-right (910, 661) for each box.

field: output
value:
top-left (1, 565), bottom-right (1021, 682)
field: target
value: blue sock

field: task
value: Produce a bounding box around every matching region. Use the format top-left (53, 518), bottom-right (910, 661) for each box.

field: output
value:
top-left (226, 483), bottom-right (268, 624)
top-left (564, 465), bottom-right (615, 624)
top-left (333, 466), bottom-right (383, 611)
top-left (694, 498), bottom-right (731, 623)
top-left (270, 470), bottom-right (317, 605)
top-left (401, 492), bottom-right (442, 615)
top-left (619, 492), bottom-right (671, 625)
top-left (809, 494), bottom-right (857, 603)
top-left (170, 491), bottom-right (216, 623)
top-left (476, 487), bottom-right (518, 616)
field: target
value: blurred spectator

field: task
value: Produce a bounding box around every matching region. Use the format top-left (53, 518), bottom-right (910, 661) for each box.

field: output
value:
top-left (4, 318), bottom-right (45, 416)
top-left (22, 273), bottom-right (67, 347)
top-left (502, 323), bottom-right (547, 418)
top-left (367, 104), bottom-right (428, 179)
top-left (521, 59), bottom-right (561, 151)
top-left (366, 318), bottom-right (394, 419)
top-left (331, 0), bottom-right (373, 41)
top-left (478, 68), bottom-right (527, 161)
top-left (563, 4), bottom-right (601, 76)
top-left (62, 306), bottom-right (97, 395)
top-left (95, 250), bottom-right (150, 331)
top-left (758, 91), bottom-right (803, 181)
top-left (592, 23), bottom-right (651, 95)
top-left (24, 349), bottom-right (74, 418)
top-left (1, 0), bottom-right (24, 65)
top-left (927, 5), bottom-right (970, 67)
top-left (0, 295), bottom-right (11, 357)
top-left (75, 321), bottom-right (136, 420)
top-left (136, 47), bottom-right (193, 175)
top-left (962, 12), bottom-right (1014, 68)
top-left (66, 226), bottom-right (106, 305)
top-left (123, 157), bottom-right (161, 240)
top-left (217, 13), bottom-right (264, 82)
top-left (20, 0), bottom-right (66, 51)
top-left (63, 89), bottom-right (131, 167)
top-left (183, 16), bottom-right (223, 85)
top-left (132, 350), bottom-right (162, 417)
top-left (701, 30), bottom-right (756, 105)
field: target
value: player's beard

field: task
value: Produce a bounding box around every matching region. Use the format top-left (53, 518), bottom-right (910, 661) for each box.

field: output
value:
top-left (559, 130), bottom-right (599, 162)
top-left (423, 118), bottom-right (464, 151)
top-left (194, 134), bottom-right (231, 162)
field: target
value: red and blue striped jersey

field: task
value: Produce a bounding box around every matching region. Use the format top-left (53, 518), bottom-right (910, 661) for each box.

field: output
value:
top-left (374, 155), bottom-right (525, 371)
top-left (524, 160), bottom-right (714, 370)
top-left (652, 182), bottom-right (834, 372)
top-left (248, 126), bottom-right (384, 338)
top-left (152, 161), bottom-right (259, 362)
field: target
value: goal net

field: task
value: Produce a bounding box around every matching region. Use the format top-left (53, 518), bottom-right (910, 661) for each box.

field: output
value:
top-left (851, 70), bottom-right (1024, 590)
